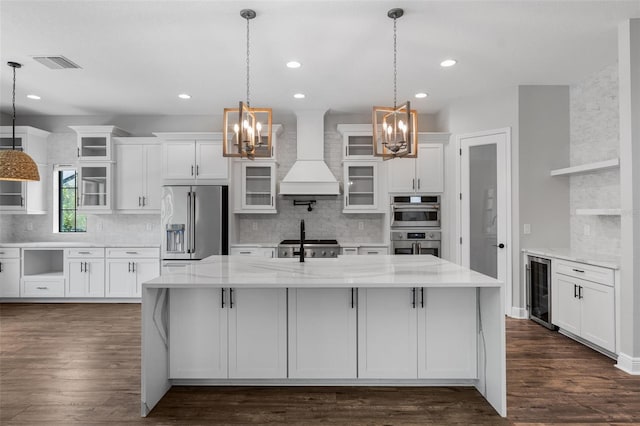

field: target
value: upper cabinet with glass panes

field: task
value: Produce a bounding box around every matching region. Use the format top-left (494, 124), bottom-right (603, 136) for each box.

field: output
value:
top-left (337, 124), bottom-right (376, 159)
top-left (69, 126), bottom-right (128, 161)
top-left (0, 126), bottom-right (49, 164)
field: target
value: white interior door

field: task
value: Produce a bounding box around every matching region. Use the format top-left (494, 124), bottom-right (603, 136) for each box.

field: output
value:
top-left (458, 128), bottom-right (511, 314)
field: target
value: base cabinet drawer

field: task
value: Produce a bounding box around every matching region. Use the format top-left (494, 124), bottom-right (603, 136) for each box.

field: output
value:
top-left (22, 279), bottom-right (65, 297)
top-left (555, 260), bottom-right (614, 286)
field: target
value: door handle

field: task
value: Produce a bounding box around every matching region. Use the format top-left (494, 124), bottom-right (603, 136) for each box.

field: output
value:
top-left (412, 179), bottom-right (415, 190)
top-left (191, 191), bottom-right (197, 253)
top-left (0, 262), bottom-right (2, 273)
top-left (417, 178), bottom-right (421, 189)
top-left (85, 262), bottom-right (89, 273)
top-left (186, 192), bottom-right (192, 254)
top-left (132, 262), bottom-right (136, 273)
top-left (351, 288), bottom-right (354, 309)
top-left (492, 243), bottom-right (505, 249)
top-left (221, 288), bottom-right (225, 308)
top-left (229, 288), bottom-right (234, 308)
top-left (421, 287), bottom-right (425, 308)
top-left (138, 196), bottom-right (142, 207)
top-left (578, 286), bottom-right (583, 299)
top-left (80, 262), bottom-right (84, 273)
top-left (574, 284), bottom-right (578, 298)
top-left (411, 287), bottom-right (416, 309)
top-left (142, 196), bottom-right (146, 206)
top-left (128, 262), bottom-right (131, 272)
top-left (196, 165), bottom-right (199, 176)
top-left (191, 165), bottom-right (194, 176)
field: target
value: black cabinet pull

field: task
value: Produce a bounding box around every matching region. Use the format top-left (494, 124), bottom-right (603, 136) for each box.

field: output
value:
top-left (574, 284), bottom-right (578, 298)
top-left (132, 262), bottom-right (136, 273)
top-left (412, 288), bottom-right (416, 309)
top-left (128, 262), bottom-right (131, 272)
top-left (421, 287), bottom-right (425, 308)
top-left (221, 288), bottom-right (225, 308)
top-left (578, 286), bottom-right (583, 299)
top-left (230, 288), bottom-right (234, 308)
top-left (0, 262), bottom-right (3, 273)
top-left (351, 288), bottom-right (354, 309)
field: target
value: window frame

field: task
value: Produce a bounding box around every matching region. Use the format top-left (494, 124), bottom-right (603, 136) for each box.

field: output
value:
top-left (53, 165), bottom-right (86, 233)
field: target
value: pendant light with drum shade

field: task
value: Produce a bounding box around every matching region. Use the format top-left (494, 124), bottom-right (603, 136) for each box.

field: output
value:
top-left (372, 8), bottom-right (418, 159)
top-left (0, 62), bottom-right (40, 181)
top-left (222, 9), bottom-right (272, 160)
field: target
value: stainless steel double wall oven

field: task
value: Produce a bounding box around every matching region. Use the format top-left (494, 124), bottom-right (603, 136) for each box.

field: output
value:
top-left (390, 195), bottom-right (441, 257)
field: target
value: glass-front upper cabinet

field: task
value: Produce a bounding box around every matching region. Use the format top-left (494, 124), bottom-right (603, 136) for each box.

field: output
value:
top-left (77, 163), bottom-right (112, 213)
top-left (337, 124), bottom-right (374, 159)
top-left (69, 126), bottom-right (128, 161)
top-left (343, 161), bottom-right (378, 212)
top-left (240, 163), bottom-right (276, 213)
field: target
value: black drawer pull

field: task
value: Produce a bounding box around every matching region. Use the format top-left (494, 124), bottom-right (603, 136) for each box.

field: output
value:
top-left (572, 268), bottom-right (585, 273)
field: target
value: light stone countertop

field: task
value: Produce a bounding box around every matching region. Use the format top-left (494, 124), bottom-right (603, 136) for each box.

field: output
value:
top-left (0, 242), bottom-right (160, 248)
top-left (145, 254), bottom-right (502, 289)
top-left (522, 248), bottom-right (620, 269)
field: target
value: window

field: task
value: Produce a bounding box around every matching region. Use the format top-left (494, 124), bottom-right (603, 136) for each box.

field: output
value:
top-left (56, 168), bottom-right (86, 232)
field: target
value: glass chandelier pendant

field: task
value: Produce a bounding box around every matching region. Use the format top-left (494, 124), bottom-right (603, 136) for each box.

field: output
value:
top-left (373, 8), bottom-right (418, 159)
top-left (223, 9), bottom-right (272, 159)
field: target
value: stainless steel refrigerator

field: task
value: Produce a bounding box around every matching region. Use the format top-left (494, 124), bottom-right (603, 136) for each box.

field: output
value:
top-left (161, 185), bottom-right (228, 260)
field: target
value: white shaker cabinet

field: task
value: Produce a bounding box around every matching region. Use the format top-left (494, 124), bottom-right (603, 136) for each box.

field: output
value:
top-left (288, 288), bottom-right (357, 378)
top-left (170, 288), bottom-right (228, 379)
top-left (114, 138), bottom-right (161, 212)
top-left (228, 288), bottom-right (287, 378)
top-left (169, 287), bottom-right (287, 379)
top-left (155, 133), bottom-right (228, 184)
top-left (387, 143), bottom-right (444, 193)
top-left (66, 248), bottom-right (105, 298)
top-left (105, 248), bottom-right (159, 298)
top-left (552, 259), bottom-right (616, 353)
top-left (357, 288), bottom-right (418, 378)
top-left (418, 288), bottom-right (477, 379)
top-left (0, 248), bottom-right (21, 297)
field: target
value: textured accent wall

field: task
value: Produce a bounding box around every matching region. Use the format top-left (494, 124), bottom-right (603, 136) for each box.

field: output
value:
top-left (237, 113), bottom-right (385, 244)
top-left (570, 64), bottom-right (620, 254)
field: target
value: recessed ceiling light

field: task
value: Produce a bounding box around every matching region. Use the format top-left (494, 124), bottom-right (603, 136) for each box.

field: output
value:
top-left (286, 61), bottom-right (301, 69)
top-left (27, 94), bottom-right (41, 100)
top-left (293, 93), bottom-right (305, 99)
top-left (440, 59), bottom-right (457, 67)
top-left (178, 93), bottom-right (191, 99)
top-left (414, 92), bottom-right (428, 99)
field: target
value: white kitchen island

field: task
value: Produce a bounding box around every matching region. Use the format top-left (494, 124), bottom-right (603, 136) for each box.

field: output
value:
top-left (141, 255), bottom-right (505, 417)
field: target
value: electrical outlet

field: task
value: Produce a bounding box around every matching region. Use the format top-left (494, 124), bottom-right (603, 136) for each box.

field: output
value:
top-left (584, 224), bottom-right (591, 236)
top-left (358, 221), bottom-right (364, 230)
top-left (96, 221), bottom-right (103, 231)
top-left (523, 224), bottom-right (531, 235)
top-left (146, 223), bottom-right (153, 231)
top-left (26, 222), bottom-right (33, 231)
top-left (252, 221), bottom-right (258, 231)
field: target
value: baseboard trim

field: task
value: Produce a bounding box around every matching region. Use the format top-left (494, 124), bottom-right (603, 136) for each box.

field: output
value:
top-left (509, 307), bottom-right (528, 319)
top-left (616, 353), bottom-right (640, 375)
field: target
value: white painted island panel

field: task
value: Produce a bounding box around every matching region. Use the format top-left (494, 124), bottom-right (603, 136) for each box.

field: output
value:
top-left (357, 288), bottom-right (418, 378)
top-left (228, 288), bottom-right (287, 378)
top-left (288, 288), bottom-right (357, 378)
top-left (169, 288), bottom-right (228, 379)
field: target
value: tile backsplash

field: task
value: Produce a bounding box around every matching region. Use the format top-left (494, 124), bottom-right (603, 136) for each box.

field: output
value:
top-left (569, 63), bottom-right (620, 255)
top-left (236, 115), bottom-right (385, 244)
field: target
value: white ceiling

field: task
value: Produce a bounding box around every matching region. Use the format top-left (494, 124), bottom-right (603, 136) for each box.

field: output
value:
top-left (1, 0), bottom-right (639, 118)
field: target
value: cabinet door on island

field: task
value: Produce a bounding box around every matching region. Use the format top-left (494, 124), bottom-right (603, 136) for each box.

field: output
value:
top-left (288, 289), bottom-right (357, 378)
top-left (169, 288), bottom-right (287, 379)
top-left (357, 288), bottom-right (418, 378)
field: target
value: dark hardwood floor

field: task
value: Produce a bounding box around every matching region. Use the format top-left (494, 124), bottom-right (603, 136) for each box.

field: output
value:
top-left (1, 303), bottom-right (639, 425)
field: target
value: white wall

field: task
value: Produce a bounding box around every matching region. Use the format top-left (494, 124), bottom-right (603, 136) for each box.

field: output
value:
top-left (439, 86), bottom-right (521, 311)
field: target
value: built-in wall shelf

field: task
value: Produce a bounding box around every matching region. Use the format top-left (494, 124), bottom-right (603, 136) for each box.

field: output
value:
top-left (550, 158), bottom-right (619, 176)
top-left (575, 209), bottom-right (622, 216)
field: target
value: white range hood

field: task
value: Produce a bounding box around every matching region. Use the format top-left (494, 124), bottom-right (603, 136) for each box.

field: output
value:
top-left (279, 110), bottom-right (340, 196)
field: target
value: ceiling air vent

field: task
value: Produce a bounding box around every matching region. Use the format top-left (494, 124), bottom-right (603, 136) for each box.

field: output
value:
top-left (32, 56), bottom-right (81, 69)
